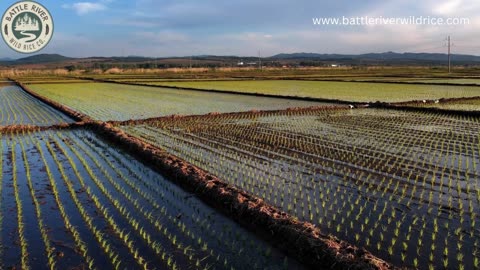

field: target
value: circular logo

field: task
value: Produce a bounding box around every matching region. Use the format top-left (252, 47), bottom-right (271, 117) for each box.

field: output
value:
top-left (1, 1), bottom-right (54, 53)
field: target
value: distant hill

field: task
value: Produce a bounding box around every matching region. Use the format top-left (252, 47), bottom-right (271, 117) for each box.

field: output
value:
top-left (14, 54), bottom-right (75, 64)
top-left (1, 52), bottom-right (480, 69)
top-left (272, 53), bottom-right (356, 59)
top-left (271, 52), bottom-right (480, 63)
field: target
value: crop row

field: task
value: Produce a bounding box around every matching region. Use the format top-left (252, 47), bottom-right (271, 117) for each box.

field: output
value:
top-left (27, 83), bottom-right (331, 121)
top-left (146, 80), bottom-right (480, 102)
top-left (120, 108), bottom-right (480, 269)
top-left (0, 129), bottom-right (297, 269)
top-left (0, 85), bottom-right (72, 126)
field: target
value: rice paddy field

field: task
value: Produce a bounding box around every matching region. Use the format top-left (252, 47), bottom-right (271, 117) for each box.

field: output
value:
top-left (0, 85), bottom-right (73, 126)
top-left (145, 80), bottom-right (480, 102)
top-left (119, 108), bottom-right (480, 269)
top-left (305, 77), bottom-right (480, 85)
top-left (28, 83), bottom-right (333, 121)
top-left (1, 76), bottom-right (480, 269)
top-left (0, 128), bottom-right (298, 269)
top-left (406, 79), bottom-right (480, 85)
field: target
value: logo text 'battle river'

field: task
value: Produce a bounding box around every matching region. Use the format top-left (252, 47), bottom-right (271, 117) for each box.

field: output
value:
top-left (1, 1), bottom-right (54, 53)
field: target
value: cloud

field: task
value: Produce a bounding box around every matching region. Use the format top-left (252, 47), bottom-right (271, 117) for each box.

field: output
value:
top-left (37, 32), bottom-right (96, 56)
top-left (62, 2), bottom-right (107, 15)
top-left (433, 0), bottom-right (462, 15)
top-left (4, 0), bottom-right (478, 58)
top-left (429, 0), bottom-right (480, 16)
top-left (133, 31), bottom-right (189, 44)
top-left (106, 20), bottom-right (159, 28)
top-left (125, 0), bottom-right (345, 30)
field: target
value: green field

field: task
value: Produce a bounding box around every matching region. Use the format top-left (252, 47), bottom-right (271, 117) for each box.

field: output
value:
top-left (407, 79), bottom-right (480, 85)
top-left (28, 83), bottom-right (333, 121)
top-left (310, 77), bottom-right (480, 85)
top-left (23, 80), bottom-right (92, 84)
top-left (146, 80), bottom-right (480, 102)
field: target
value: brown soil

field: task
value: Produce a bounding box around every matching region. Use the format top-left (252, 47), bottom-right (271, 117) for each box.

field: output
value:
top-left (110, 105), bottom-right (350, 126)
top-left (371, 102), bottom-right (480, 117)
top-left (0, 122), bottom-right (86, 134)
top-left (393, 96), bottom-right (480, 106)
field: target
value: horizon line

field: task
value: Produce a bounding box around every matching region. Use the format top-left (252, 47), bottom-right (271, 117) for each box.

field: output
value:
top-left (2, 51), bottom-right (480, 60)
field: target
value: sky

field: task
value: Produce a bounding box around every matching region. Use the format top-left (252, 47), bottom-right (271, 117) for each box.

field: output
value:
top-left (0, 0), bottom-right (479, 58)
